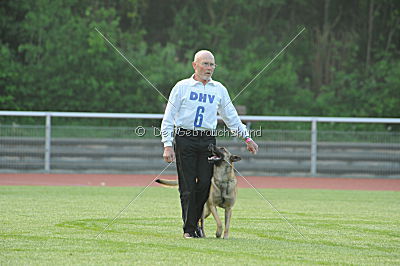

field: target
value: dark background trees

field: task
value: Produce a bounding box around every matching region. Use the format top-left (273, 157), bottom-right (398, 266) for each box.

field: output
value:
top-left (1, 0), bottom-right (399, 119)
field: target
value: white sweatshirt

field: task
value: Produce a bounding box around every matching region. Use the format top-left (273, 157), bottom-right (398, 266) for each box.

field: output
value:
top-left (161, 75), bottom-right (249, 147)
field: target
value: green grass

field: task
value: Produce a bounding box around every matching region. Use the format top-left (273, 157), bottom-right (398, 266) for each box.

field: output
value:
top-left (1, 186), bottom-right (399, 265)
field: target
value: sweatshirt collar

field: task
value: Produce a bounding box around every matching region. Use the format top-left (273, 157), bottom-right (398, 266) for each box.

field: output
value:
top-left (189, 74), bottom-right (216, 86)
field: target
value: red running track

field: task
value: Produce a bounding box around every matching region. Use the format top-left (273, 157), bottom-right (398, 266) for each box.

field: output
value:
top-left (0, 173), bottom-right (399, 191)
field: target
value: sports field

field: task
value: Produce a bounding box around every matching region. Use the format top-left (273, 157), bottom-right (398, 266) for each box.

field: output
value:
top-left (1, 175), bottom-right (399, 265)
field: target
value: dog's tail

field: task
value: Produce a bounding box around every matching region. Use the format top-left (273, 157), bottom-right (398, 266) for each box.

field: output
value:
top-left (155, 179), bottom-right (179, 187)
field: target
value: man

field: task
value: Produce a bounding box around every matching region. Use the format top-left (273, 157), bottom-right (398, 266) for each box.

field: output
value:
top-left (161, 50), bottom-right (258, 238)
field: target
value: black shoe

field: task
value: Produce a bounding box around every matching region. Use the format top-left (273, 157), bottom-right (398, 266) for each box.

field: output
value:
top-left (183, 232), bottom-right (195, 239)
top-left (195, 227), bottom-right (205, 238)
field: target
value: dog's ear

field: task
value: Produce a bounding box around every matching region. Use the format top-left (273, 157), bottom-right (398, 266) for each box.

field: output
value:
top-left (230, 155), bottom-right (241, 162)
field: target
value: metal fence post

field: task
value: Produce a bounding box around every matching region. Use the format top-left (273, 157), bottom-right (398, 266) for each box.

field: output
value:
top-left (311, 119), bottom-right (317, 176)
top-left (246, 121), bottom-right (251, 131)
top-left (45, 114), bottom-right (51, 172)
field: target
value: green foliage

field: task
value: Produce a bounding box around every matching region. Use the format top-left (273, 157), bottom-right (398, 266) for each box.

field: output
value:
top-left (0, 0), bottom-right (399, 124)
top-left (0, 44), bottom-right (19, 109)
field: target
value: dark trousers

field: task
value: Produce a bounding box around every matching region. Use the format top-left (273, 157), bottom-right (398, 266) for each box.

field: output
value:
top-left (174, 133), bottom-right (215, 234)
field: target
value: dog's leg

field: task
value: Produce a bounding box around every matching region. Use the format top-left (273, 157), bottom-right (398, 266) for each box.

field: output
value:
top-left (223, 207), bottom-right (232, 239)
top-left (209, 205), bottom-right (223, 238)
top-left (200, 217), bottom-right (205, 237)
top-left (203, 203), bottom-right (211, 219)
top-left (200, 206), bottom-right (208, 238)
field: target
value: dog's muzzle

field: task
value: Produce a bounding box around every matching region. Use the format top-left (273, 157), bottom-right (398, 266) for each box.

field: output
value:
top-left (208, 143), bottom-right (215, 152)
top-left (208, 155), bottom-right (221, 164)
top-left (208, 144), bottom-right (222, 164)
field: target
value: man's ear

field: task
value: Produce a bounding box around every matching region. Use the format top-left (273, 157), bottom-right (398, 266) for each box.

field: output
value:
top-left (230, 155), bottom-right (241, 162)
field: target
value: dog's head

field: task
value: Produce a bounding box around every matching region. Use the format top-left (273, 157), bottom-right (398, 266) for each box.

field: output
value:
top-left (208, 144), bottom-right (241, 166)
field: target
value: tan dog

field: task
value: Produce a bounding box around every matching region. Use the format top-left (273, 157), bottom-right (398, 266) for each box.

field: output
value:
top-left (156, 144), bottom-right (241, 239)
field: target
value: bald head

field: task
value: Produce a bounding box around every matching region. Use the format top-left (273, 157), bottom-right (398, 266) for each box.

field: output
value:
top-left (192, 50), bottom-right (216, 84)
top-left (194, 50), bottom-right (214, 62)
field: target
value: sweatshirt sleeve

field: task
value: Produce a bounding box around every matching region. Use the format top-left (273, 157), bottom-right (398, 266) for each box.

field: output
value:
top-left (217, 85), bottom-right (249, 139)
top-left (160, 83), bottom-right (181, 147)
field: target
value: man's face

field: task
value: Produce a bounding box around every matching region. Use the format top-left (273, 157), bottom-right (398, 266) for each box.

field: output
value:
top-left (193, 54), bottom-right (216, 81)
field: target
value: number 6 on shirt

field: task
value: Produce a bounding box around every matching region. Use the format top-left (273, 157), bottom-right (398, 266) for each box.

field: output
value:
top-left (194, 106), bottom-right (205, 127)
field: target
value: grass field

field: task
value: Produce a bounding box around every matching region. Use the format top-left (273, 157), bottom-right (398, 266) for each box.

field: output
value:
top-left (1, 185), bottom-right (399, 265)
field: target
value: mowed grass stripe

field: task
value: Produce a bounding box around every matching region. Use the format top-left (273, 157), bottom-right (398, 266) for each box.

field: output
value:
top-left (1, 186), bottom-right (399, 265)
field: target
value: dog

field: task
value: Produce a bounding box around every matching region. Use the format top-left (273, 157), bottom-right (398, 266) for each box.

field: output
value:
top-left (156, 144), bottom-right (241, 239)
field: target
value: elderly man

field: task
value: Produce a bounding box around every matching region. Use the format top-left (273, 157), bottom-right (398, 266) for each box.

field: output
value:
top-left (161, 50), bottom-right (258, 238)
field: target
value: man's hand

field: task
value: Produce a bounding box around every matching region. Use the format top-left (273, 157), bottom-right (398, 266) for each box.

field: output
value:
top-left (246, 140), bottom-right (258, 155)
top-left (163, 146), bottom-right (176, 162)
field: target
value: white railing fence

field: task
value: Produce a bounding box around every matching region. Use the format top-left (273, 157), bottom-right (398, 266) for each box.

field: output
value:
top-left (1, 111), bottom-right (399, 177)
